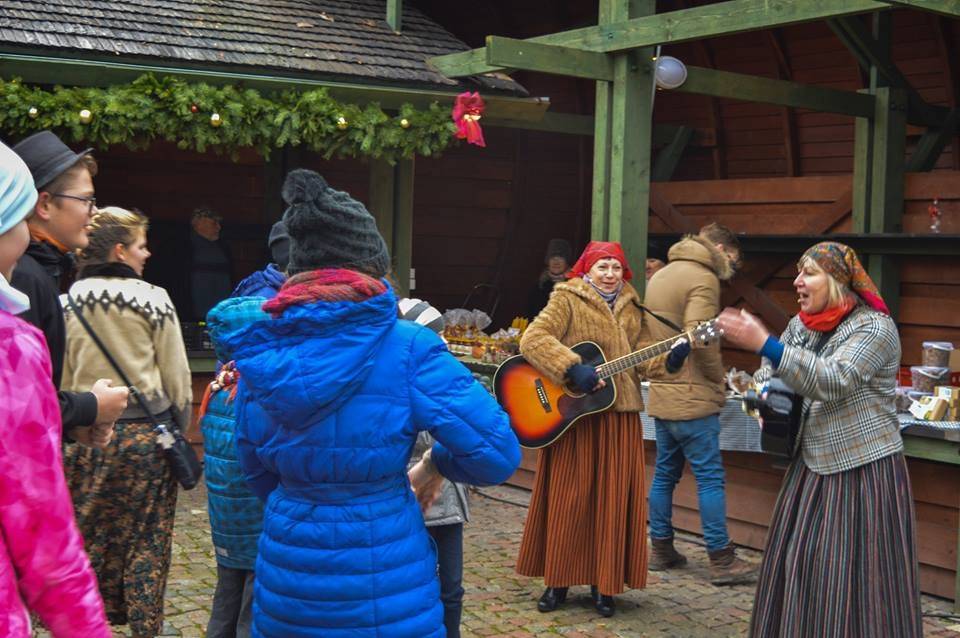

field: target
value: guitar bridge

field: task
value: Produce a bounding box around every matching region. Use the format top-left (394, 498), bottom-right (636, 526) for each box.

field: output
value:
top-left (535, 379), bottom-right (552, 413)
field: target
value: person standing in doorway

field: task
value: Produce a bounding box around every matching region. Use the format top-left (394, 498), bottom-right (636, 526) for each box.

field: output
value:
top-left (526, 238), bottom-right (572, 318)
top-left (189, 207), bottom-right (233, 321)
top-left (643, 222), bottom-right (756, 585)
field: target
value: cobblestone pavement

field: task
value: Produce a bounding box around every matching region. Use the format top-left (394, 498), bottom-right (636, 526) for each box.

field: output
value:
top-left (40, 483), bottom-right (960, 637)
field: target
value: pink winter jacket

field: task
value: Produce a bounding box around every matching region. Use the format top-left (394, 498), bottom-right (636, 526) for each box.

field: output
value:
top-left (0, 309), bottom-right (110, 637)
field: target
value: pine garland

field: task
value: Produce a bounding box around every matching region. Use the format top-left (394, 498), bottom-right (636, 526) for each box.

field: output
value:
top-left (0, 73), bottom-right (458, 161)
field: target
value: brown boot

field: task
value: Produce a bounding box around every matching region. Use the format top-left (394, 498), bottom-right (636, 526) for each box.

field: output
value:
top-left (708, 545), bottom-right (757, 586)
top-left (649, 537), bottom-right (688, 571)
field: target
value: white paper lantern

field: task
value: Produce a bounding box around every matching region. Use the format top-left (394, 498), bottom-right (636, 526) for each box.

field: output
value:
top-left (655, 55), bottom-right (687, 90)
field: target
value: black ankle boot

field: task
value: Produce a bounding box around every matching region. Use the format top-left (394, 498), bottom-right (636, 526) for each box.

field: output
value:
top-left (593, 594), bottom-right (616, 618)
top-left (537, 587), bottom-right (568, 612)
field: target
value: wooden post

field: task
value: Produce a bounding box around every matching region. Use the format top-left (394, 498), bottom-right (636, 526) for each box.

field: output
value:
top-left (852, 92), bottom-right (873, 233)
top-left (393, 158), bottom-right (415, 297)
top-left (262, 148), bottom-right (285, 224)
top-left (652, 126), bottom-right (694, 182)
top-left (386, 0), bottom-right (402, 33)
top-left (368, 159), bottom-right (396, 257)
top-left (867, 86), bottom-right (907, 319)
top-left (590, 1), bottom-right (618, 240)
top-left (601, 0), bottom-right (655, 296)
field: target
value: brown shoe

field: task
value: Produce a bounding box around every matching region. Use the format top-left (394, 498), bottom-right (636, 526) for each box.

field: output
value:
top-left (707, 545), bottom-right (757, 586)
top-left (649, 537), bottom-right (688, 571)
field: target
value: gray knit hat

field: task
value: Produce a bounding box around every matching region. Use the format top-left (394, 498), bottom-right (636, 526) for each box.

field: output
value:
top-left (267, 220), bottom-right (290, 271)
top-left (545, 238), bottom-right (572, 263)
top-left (281, 169), bottom-right (390, 277)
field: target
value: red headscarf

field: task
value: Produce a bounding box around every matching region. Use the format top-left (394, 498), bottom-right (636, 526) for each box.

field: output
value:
top-left (568, 241), bottom-right (633, 281)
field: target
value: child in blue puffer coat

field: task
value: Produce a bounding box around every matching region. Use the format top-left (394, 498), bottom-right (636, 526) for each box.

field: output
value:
top-left (199, 227), bottom-right (288, 638)
top-left (220, 169), bottom-right (521, 638)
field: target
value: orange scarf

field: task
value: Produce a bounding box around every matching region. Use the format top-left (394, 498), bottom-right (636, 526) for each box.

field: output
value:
top-left (29, 227), bottom-right (70, 254)
top-left (798, 295), bottom-right (856, 332)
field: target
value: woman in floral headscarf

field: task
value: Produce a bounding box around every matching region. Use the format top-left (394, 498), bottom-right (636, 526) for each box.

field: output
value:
top-left (718, 242), bottom-right (921, 637)
top-left (515, 241), bottom-right (688, 618)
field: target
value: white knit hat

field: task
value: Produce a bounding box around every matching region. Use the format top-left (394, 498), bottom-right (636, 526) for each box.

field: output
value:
top-left (398, 298), bottom-right (444, 334)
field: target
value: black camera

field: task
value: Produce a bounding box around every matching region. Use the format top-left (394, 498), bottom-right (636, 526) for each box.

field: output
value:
top-left (742, 377), bottom-right (803, 458)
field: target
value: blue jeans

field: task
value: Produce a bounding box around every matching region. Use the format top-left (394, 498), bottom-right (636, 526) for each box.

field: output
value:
top-left (648, 415), bottom-right (730, 552)
top-left (428, 523), bottom-right (464, 638)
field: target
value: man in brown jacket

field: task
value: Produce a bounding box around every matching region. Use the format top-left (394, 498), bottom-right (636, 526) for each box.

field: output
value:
top-left (643, 223), bottom-right (756, 585)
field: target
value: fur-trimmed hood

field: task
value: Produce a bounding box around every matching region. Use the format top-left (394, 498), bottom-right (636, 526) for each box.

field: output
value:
top-left (667, 234), bottom-right (734, 281)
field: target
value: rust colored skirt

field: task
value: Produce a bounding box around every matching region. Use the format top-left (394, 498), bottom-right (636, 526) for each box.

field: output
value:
top-left (515, 410), bottom-right (648, 596)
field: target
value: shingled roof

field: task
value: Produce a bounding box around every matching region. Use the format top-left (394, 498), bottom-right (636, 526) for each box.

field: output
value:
top-left (0, 0), bottom-right (524, 94)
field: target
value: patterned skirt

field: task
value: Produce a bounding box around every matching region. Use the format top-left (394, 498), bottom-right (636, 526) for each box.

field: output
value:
top-left (515, 411), bottom-right (648, 595)
top-left (750, 452), bottom-right (922, 637)
top-left (64, 420), bottom-right (179, 637)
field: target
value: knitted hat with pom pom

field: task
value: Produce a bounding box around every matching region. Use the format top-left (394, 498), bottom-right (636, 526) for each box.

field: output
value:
top-left (281, 169), bottom-right (390, 277)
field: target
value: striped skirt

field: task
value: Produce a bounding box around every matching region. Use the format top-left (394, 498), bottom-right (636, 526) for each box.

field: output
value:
top-left (750, 452), bottom-right (922, 637)
top-left (515, 411), bottom-right (648, 596)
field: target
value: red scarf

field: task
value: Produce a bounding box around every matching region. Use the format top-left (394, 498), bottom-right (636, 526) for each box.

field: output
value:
top-left (262, 268), bottom-right (388, 317)
top-left (798, 295), bottom-right (856, 332)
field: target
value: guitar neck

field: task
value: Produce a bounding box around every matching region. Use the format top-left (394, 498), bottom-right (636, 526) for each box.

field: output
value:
top-left (596, 332), bottom-right (691, 379)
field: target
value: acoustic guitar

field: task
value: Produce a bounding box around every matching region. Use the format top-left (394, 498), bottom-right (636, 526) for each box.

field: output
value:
top-left (494, 320), bottom-right (722, 449)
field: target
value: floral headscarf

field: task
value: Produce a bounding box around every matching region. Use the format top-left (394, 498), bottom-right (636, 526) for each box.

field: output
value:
top-left (800, 242), bottom-right (889, 315)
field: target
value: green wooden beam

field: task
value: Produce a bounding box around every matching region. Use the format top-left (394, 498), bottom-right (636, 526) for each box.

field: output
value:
top-left (607, 0), bottom-right (656, 298)
top-left (678, 66), bottom-right (876, 117)
top-left (386, 0), bottom-right (402, 33)
top-left (262, 149), bottom-right (286, 225)
top-left (867, 87), bottom-right (907, 320)
top-left (393, 158), bottom-right (415, 297)
top-left (484, 111), bottom-right (702, 143)
top-left (651, 125), bottom-right (694, 181)
top-left (0, 49), bottom-right (549, 122)
top-left (430, 0), bottom-right (891, 77)
top-left (906, 108), bottom-right (960, 171)
top-left (852, 107), bottom-right (873, 233)
top-left (485, 36), bottom-right (614, 81)
top-left (368, 159), bottom-right (396, 259)
top-left (486, 111), bottom-right (595, 135)
top-left (591, 0), bottom-right (620, 240)
top-left (879, 0), bottom-right (960, 16)
top-left (869, 87), bottom-right (907, 234)
top-left (828, 15), bottom-right (948, 126)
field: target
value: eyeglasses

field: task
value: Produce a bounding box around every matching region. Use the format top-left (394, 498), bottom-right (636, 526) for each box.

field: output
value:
top-left (50, 193), bottom-right (97, 213)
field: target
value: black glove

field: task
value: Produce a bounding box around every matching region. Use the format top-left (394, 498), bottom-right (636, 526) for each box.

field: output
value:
top-left (566, 363), bottom-right (600, 393)
top-left (666, 338), bottom-right (691, 373)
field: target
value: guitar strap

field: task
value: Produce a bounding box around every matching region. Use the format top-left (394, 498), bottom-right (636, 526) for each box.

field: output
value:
top-left (635, 302), bottom-right (683, 333)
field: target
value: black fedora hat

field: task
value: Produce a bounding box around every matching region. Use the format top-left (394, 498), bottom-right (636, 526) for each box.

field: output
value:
top-left (12, 131), bottom-right (93, 189)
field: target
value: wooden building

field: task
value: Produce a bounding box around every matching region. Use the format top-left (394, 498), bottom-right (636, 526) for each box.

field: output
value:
top-left (420, 0), bottom-right (960, 605)
top-left (1, 0), bottom-right (958, 605)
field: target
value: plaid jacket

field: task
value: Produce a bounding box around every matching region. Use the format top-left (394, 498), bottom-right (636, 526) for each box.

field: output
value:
top-left (755, 305), bottom-right (903, 475)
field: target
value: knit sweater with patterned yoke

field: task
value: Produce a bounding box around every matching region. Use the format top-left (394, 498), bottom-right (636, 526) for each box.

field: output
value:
top-left (61, 263), bottom-right (193, 429)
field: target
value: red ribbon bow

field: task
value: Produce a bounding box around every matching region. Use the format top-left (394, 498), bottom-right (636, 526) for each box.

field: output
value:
top-left (452, 92), bottom-right (486, 147)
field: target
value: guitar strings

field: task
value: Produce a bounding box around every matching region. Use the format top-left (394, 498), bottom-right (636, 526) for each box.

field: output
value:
top-left (595, 323), bottom-right (717, 380)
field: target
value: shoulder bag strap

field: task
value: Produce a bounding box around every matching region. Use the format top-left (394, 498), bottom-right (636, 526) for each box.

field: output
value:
top-left (635, 301), bottom-right (684, 333)
top-left (66, 294), bottom-right (160, 428)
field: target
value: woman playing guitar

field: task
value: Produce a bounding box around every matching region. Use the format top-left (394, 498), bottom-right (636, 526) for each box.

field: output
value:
top-left (514, 241), bottom-right (689, 618)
